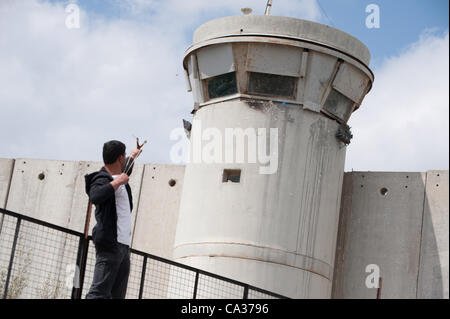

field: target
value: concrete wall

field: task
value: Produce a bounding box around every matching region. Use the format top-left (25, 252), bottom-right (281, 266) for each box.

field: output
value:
top-left (173, 100), bottom-right (347, 299)
top-left (178, 13), bottom-right (375, 299)
top-left (4, 159), bottom-right (145, 234)
top-left (7, 159), bottom-right (97, 230)
top-left (417, 171), bottom-right (449, 298)
top-left (332, 171), bottom-right (449, 299)
top-left (0, 158), bottom-right (448, 298)
top-left (0, 158), bottom-right (14, 209)
top-left (0, 158), bottom-right (184, 298)
top-left (0, 158), bottom-right (14, 244)
top-left (1, 158), bottom-right (183, 255)
top-left (132, 164), bottom-right (185, 259)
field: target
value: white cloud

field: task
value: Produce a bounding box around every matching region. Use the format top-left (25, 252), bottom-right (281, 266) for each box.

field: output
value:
top-left (346, 30), bottom-right (449, 172)
top-left (3, 1), bottom-right (446, 173)
top-left (118, 0), bottom-right (321, 22)
top-left (0, 0), bottom-right (321, 164)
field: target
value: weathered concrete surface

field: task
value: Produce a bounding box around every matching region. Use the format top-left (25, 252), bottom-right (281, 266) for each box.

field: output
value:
top-left (178, 14), bottom-right (375, 299)
top-left (417, 171), bottom-right (449, 298)
top-left (173, 100), bottom-right (346, 299)
top-left (0, 159), bottom-right (184, 298)
top-left (1, 157), bottom-right (448, 298)
top-left (132, 164), bottom-right (185, 258)
top-left (4, 158), bottom-right (145, 234)
top-left (3, 158), bottom-right (82, 298)
top-left (177, 255), bottom-right (330, 299)
top-left (185, 42), bottom-right (371, 118)
top-left (0, 158), bottom-right (14, 242)
top-left (1, 158), bottom-right (144, 298)
top-left (332, 171), bottom-right (449, 299)
top-left (64, 161), bottom-right (101, 233)
top-left (332, 172), bottom-right (426, 298)
top-left (192, 15), bottom-right (371, 67)
top-left (6, 158), bottom-right (82, 228)
top-left (0, 158), bottom-right (14, 209)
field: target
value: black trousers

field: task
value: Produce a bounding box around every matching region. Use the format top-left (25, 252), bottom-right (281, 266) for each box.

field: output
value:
top-left (86, 243), bottom-right (130, 299)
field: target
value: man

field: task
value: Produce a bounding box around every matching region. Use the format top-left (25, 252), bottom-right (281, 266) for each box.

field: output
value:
top-left (84, 140), bottom-right (142, 299)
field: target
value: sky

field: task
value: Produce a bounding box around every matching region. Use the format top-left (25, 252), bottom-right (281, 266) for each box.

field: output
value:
top-left (0, 0), bottom-right (448, 172)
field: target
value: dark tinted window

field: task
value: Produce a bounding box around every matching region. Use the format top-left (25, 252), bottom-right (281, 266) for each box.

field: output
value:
top-left (323, 89), bottom-right (354, 120)
top-left (206, 72), bottom-right (238, 99)
top-left (222, 169), bottom-right (241, 183)
top-left (248, 72), bottom-right (296, 98)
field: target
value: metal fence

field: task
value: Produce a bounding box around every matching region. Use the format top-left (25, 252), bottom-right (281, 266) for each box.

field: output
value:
top-left (0, 208), bottom-right (288, 299)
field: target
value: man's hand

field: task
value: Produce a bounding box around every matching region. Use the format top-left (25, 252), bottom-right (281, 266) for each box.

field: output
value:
top-left (110, 173), bottom-right (129, 190)
top-left (130, 148), bottom-right (142, 159)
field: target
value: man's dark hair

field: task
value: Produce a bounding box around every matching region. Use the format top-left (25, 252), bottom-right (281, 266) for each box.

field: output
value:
top-left (103, 140), bottom-right (126, 164)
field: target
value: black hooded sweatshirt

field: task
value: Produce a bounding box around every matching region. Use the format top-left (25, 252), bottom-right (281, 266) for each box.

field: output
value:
top-left (85, 163), bottom-right (133, 251)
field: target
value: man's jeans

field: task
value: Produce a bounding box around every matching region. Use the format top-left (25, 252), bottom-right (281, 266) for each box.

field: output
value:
top-left (86, 243), bottom-right (130, 299)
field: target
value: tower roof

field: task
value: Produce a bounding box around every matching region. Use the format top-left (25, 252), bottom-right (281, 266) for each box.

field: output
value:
top-left (192, 15), bottom-right (371, 67)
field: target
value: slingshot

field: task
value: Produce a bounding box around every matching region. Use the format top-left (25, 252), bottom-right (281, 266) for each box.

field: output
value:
top-left (123, 137), bottom-right (147, 176)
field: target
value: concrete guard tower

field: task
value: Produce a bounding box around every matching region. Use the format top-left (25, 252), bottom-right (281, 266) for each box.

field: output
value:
top-left (173, 13), bottom-right (374, 298)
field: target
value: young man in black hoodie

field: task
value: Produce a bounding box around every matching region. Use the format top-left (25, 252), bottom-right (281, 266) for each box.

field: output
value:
top-left (85, 140), bottom-right (142, 299)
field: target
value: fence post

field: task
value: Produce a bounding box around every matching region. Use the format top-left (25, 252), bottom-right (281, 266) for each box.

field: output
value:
top-left (3, 218), bottom-right (21, 299)
top-left (376, 277), bottom-right (383, 299)
top-left (71, 201), bottom-right (93, 299)
top-left (193, 271), bottom-right (199, 299)
top-left (76, 237), bottom-right (90, 299)
top-left (71, 236), bottom-right (89, 299)
top-left (138, 256), bottom-right (147, 299)
top-left (243, 284), bottom-right (249, 299)
top-left (71, 237), bottom-right (81, 299)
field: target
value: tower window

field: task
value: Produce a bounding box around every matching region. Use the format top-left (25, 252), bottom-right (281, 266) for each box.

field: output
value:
top-left (248, 72), bottom-right (296, 98)
top-left (222, 169), bottom-right (241, 183)
top-left (323, 89), bottom-right (354, 121)
top-left (205, 72), bottom-right (238, 99)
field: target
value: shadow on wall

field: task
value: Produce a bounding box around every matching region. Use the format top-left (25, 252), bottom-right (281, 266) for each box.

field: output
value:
top-left (417, 171), bottom-right (448, 298)
top-left (332, 171), bottom-right (448, 299)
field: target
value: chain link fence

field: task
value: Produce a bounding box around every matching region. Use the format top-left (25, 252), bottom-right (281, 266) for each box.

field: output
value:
top-left (0, 208), bottom-right (288, 299)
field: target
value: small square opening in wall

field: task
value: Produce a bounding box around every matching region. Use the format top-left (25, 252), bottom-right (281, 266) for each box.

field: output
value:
top-left (222, 169), bottom-right (241, 183)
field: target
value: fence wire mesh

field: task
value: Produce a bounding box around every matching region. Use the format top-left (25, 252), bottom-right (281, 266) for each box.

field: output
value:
top-left (0, 213), bottom-right (79, 299)
top-left (0, 209), bottom-right (287, 299)
top-left (196, 274), bottom-right (244, 299)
